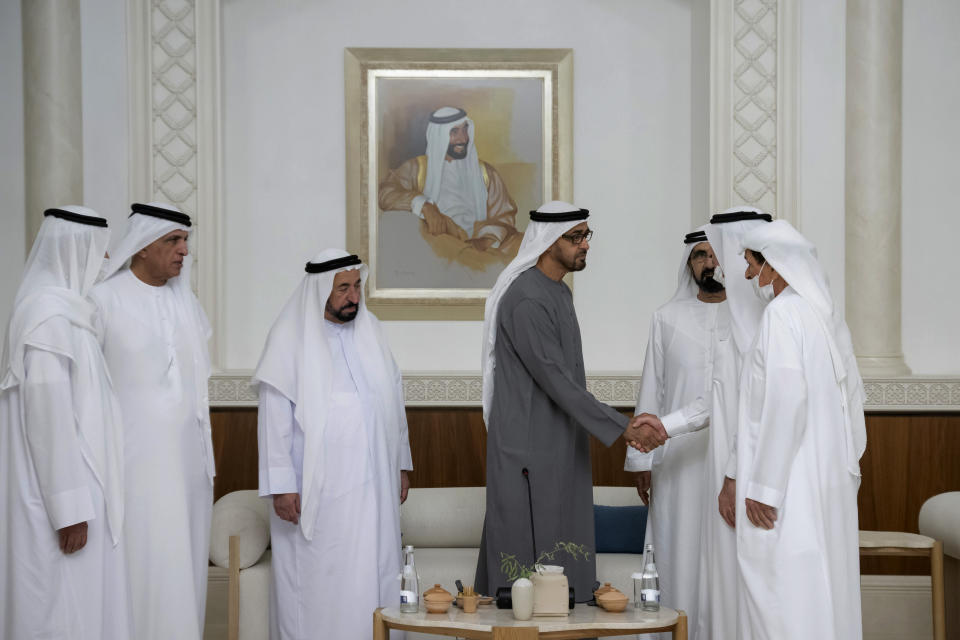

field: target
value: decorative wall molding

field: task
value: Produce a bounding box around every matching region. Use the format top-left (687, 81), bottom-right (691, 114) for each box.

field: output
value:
top-left (710, 0), bottom-right (798, 223)
top-left (210, 372), bottom-right (960, 411)
top-left (128, 0), bottom-right (224, 366)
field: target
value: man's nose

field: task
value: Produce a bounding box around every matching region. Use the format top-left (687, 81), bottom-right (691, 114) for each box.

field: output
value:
top-left (347, 289), bottom-right (361, 304)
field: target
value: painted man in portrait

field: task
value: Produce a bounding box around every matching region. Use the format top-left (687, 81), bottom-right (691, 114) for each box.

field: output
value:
top-left (378, 106), bottom-right (522, 259)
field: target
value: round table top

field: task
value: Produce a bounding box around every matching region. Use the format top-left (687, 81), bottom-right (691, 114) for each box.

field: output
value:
top-left (380, 603), bottom-right (680, 632)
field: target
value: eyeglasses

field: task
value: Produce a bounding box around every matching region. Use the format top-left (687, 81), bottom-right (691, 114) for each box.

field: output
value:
top-left (560, 230), bottom-right (594, 245)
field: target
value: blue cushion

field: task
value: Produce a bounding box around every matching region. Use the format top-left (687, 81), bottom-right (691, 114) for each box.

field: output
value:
top-left (593, 504), bottom-right (647, 554)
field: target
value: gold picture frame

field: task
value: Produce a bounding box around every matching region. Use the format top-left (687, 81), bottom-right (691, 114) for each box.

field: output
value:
top-left (344, 48), bottom-right (573, 320)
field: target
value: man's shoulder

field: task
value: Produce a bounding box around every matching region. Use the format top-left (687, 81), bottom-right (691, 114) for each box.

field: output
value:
top-left (501, 269), bottom-right (563, 314)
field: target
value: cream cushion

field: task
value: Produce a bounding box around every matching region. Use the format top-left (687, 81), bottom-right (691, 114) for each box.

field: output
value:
top-left (209, 489), bottom-right (271, 569)
top-left (919, 491), bottom-right (960, 558)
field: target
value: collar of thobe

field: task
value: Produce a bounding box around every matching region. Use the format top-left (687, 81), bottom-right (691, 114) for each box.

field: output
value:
top-left (741, 220), bottom-right (866, 476)
top-left (704, 207), bottom-right (773, 355)
top-left (481, 200), bottom-right (588, 426)
top-left (423, 107), bottom-right (487, 219)
top-left (252, 249), bottom-right (404, 540)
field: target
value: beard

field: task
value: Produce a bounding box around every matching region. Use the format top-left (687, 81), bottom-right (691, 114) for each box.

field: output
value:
top-left (446, 141), bottom-right (468, 160)
top-left (562, 249), bottom-right (588, 272)
top-left (695, 268), bottom-right (725, 293)
top-left (326, 300), bottom-right (359, 322)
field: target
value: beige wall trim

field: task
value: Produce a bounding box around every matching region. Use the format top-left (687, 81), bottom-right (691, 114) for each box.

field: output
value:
top-left (210, 371), bottom-right (960, 411)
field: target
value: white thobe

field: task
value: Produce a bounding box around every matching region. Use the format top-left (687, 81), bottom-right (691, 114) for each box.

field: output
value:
top-left (0, 320), bottom-right (131, 639)
top-left (259, 319), bottom-right (413, 640)
top-left (625, 298), bottom-right (737, 640)
top-left (733, 288), bottom-right (862, 639)
top-left (91, 269), bottom-right (213, 640)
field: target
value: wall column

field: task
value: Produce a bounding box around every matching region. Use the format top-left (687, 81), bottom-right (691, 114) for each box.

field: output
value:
top-left (845, 0), bottom-right (911, 376)
top-left (22, 0), bottom-right (83, 247)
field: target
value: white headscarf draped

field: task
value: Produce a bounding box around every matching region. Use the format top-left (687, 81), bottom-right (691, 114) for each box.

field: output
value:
top-left (101, 202), bottom-right (214, 482)
top-left (669, 225), bottom-right (709, 304)
top-left (2, 208), bottom-right (110, 388)
top-left (1, 207), bottom-right (126, 544)
top-left (740, 219), bottom-right (866, 477)
top-left (423, 107), bottom-right (488, 229)
top-left (704, 207), bottom-right (772, 355)
top-left (252, 249), bottom-right (406, 540)
top-left (481, 200), bottom-right (586, 425)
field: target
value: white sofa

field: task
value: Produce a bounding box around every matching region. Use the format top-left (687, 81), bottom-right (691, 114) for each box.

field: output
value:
top-left (209, 486), bottom-right (647, 640)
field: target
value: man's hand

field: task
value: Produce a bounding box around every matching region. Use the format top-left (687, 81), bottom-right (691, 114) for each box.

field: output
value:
top-left (273, 493), bottom-right (301, 524)
top-left (624, 413), bottom-right (668, 452)
top-left (634, 471), bottom-right (651, 506)
top-left (58, 521), bottom-right (88, 554)
top-left (422, 203), bottom-right (468, 240)
top-left (718, 476), bottom-right (736, 528)
top-left (465, 235), bottom-right (497, 252)
top-left (745, 498), bottom-right (777, 530)
top-left (400, 470), bottom-right (410, 504)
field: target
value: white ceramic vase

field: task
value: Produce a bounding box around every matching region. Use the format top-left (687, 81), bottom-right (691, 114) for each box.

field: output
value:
top-left (511, 577), bottom-right (534, 621)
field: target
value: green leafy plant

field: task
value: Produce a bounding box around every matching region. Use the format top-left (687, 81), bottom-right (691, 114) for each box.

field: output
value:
top-left (498, 541), bottom-right (591, 583)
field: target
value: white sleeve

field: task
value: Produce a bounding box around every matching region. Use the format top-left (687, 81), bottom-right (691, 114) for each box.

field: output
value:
top-left (23, 347), bottom-right (95, 530)
top-left (744, 310), bottom-right (807, 509)
top-left (660, 396), bottom-right (711, 437)
top-left (625, 315), bottom-right (663, 472)
top-left (257, 383), bottom-right (299, 496)
top-left (396, 375), bottom-right (413, 471)
top-left (411, 195), bottom-right (428, 218)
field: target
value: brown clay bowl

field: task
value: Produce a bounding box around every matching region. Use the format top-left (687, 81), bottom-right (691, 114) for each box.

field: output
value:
top-left (597, 590), bottom-right (629, 613)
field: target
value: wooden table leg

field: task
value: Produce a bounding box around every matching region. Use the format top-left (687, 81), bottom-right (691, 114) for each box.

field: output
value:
top-left (373, 608), bottom-right (389, 640)
top-left (673, 610), bottom-right (688, 640)
top-left (932, 541), bottom-right (946, 640)
top-left (492, 626), bottom-right (538, 639)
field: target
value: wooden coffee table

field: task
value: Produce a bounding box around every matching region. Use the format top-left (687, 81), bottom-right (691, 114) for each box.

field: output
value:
top-left (374, 604), bottom-right (687, 639)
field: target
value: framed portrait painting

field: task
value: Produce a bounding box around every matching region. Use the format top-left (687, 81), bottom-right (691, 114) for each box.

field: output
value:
top-left (345, 48), bottom-right (573, 320)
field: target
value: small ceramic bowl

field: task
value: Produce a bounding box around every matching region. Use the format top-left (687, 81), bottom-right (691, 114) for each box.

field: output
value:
top-left (424, 586), bottom-right (454, 614)
top-left (597, 589), bottom-right (629, 613)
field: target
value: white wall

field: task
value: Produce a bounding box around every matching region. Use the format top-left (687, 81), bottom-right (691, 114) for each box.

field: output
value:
top-left (220, 0), bottom-right (706, 372)
top-left (2, 0), bottom-right (955, 375)
top-left (0, 0), bottom-right (26, 326)
top-left (901, 0), bottom-right (960, 374)
top-left (80, 0), bottom-right (130, 233)
top-left (796, 0), bottom-right (846, 314)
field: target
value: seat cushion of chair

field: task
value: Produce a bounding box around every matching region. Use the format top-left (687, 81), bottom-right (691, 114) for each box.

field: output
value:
top-left (859, 530), bottom-right (936, 549)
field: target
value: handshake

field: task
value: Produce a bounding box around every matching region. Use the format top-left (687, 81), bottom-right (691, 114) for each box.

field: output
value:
top-left (624, 413), bottom-right (668, 452)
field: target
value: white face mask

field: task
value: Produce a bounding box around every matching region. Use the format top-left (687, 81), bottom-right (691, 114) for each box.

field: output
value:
top-left (751, 261), bottom-right (776, 303)
top-left (712, 263), bottom-right (725, 287)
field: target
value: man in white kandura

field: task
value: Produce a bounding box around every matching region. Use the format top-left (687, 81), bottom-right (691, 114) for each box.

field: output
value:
top-left (0, 207), bottom-right (131, 639)
top-left (733, 220), bottom-right (865, 639)
top-left (635, 209), bottom-right (772, 640)
top-left (91, 202), bottom-right (214, 640)
top-left (624, 226), bottom-right (737, 640)
top-left (253, 249), bottom-right (413, 640)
